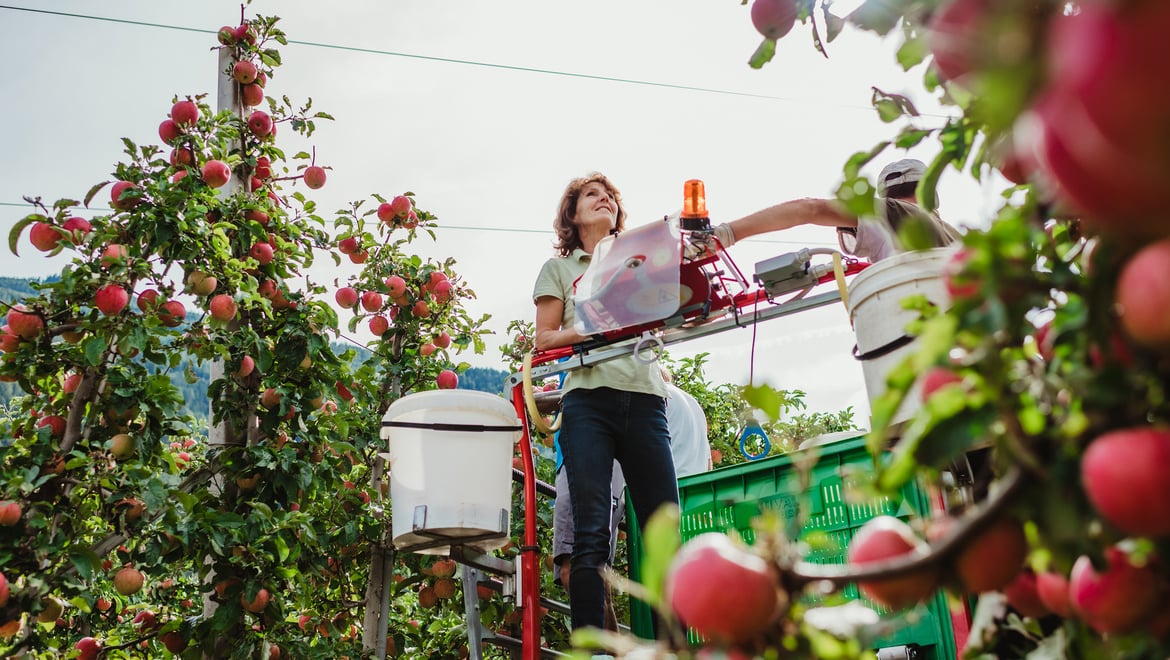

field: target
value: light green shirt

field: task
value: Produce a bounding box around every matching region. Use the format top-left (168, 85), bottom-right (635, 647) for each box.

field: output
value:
top-left (533, 249), bottom-right (667, 398)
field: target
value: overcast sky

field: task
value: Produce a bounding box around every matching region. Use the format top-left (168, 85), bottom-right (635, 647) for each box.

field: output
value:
top-left (0, 1), bottom-right (1013, 424)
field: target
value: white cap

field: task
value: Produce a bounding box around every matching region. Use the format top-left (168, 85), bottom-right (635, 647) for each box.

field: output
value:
top-left (877, 158), bottom-right (926, 195)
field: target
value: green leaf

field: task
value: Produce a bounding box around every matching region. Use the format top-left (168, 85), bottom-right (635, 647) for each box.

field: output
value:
top-left (748, 38), bottom-right (777, 70)
top-left (273, 534), bottom-right (289, 562)
top-left (875, 99), bottom-right (902, 123)
top-left (83, 335), bottom-right (107, 366)
top-left (895, 33), bottom-right (927, 71)
top-left (8, 214), bottom-right (42, 256)
top-left (639, 503), bottom-right (681, 607)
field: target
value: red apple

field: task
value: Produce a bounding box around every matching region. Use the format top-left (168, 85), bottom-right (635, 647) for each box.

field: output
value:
top-left (217, 25), bottom-right (236, 45)
top-left (170, 100), bottom-right (199, 126)
top-left (233, 24), bottom-right (255, 45)
top-left (750, 0), bottom-right (798, 40)
top-left (6, 305), bottom-right (44, 339)
top-left (94, 284), bottom-right (129, 316)
top-left (235, 355), bottom-right (255, 378)
top-left (170, 147), bottom-right (195, 167)
top-left (202, 160), bottom-right (232, 188)
top-left (100, 243), bottom-right (128, 268)
top-left (348, 250), bottom-right (368, 264)
top-left (0, 572), bottom-right (8, 608)
top-left (161, 631), bottom-right (187, 653)
top-left (62, 216), bottom-right (91, 244)
top-left (925, 0), bottom-right (990, 83)
top-left (29, 221), bottom-right (61, 251)
top-left (1069, 546), bottom-right (1161, 634)
top-left (337, 236), bottom-right (359, 254)
top-left (335, 287), bottom-right (359, 308)
top-left (412, 300), bottom-right (431, 318)
top-left (664, 532), bottom-right (778, 643)
top-left (0, 500), bottom-right (21, 526)
top-left (136, 288), bottom-right (159, 311)
top-left (954, 516), bottom-right (1027, 593)
top-left (432, 279), bottom-right (453, 304)
top-left (434, 331), bottom-right (452, 349)
top-left (261, 388), bottom-right (282, 410)
top-left (369, 315), bottom-right (390, 336)
top-left (919, 366), bottom-right (962, 402)
top-left (110, 180), bottom-right (140, 210)
top-left (361, 291), bottom-right (383, 313)
top-left (1003, 569), bottom-right (1050, 619)
top-left (436, 369), bottom-right (458, 390)
top-left (336, 381), bottom-right (354, 402)
top-left (389, 195), bottom-right (412, 217)
top-left (248, 110), bottom-right (273, 138)
top-left (377, 202), bottom-right (397, 225)
top-left (385, 275), bottom-right (407, 298)
top-left (1117, 238), bottom-right (1170, 350)
top-left (846, 515), bottom-right (939, 610)
top-left (254, 156), bottom-right (272, 179)
top-left (0, 326), bottom-right (19, 353)
top-left (241, 83), bottom-right (264, 107)
top-left (420, 342), bottom-right (436, 357)
top-left (942, 248), bottom-right (979, 302)
top-left (113, 567), bottom-right (144, 595)
top-left (62, 372), bottom-right (82, 394)
top-left (303, 166), bottom-right (326, 189)
top-left (233, 60), bottom-right (258, 84)
top-left (36, 415), bottom-right (66, 438)
top-left (257, 279), bottom-right (278, 300)
top-left (158, 300), bottom-right (186, 327)
top-left (75, 637), bottom-right (101, 660)
top-left (209, 294), bottom-right (238, 322)
top-left (249, 241), bottom-right (274, 265)
top-left (158, 119), bottom-right (181, 143)
top-left (1081, 427), bottom-right (1170, 537)
top-left (241, 587), bottom-right (270, 613)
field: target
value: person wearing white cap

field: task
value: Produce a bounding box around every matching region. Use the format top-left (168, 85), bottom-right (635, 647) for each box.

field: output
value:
top-left (708, 158), bottom-right (961, 262)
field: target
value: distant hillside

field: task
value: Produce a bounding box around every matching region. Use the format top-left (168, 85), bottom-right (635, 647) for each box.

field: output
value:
top-left (2, 277), bottom-right (509, 410)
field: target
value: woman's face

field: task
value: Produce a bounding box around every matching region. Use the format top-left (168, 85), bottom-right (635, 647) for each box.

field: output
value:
top-left (573, 181), bottom-right (617, 231)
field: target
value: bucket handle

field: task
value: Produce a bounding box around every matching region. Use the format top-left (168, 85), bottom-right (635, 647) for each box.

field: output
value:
top-left (522, 352), bottom-right (562, 435)
top-left (382, 420), bottom-right (523, 433)
top-left (852, 333), bottom-right (916, 362)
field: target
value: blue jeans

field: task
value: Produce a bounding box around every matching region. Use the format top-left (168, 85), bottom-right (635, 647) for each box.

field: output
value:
top-left (559, 387), bottom-right (678, 632)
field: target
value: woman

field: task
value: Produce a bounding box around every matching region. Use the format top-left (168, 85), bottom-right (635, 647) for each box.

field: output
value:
top-left (532, 172), bottom-right (678, 633)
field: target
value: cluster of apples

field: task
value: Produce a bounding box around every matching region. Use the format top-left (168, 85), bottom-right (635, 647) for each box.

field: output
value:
top-left (928, 0), bottom-right (1170, 239)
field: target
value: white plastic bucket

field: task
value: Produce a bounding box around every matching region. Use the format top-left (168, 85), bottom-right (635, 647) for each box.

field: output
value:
top-left (381, 390), bottom-right (522, 555)
top-left (846, 247), bottom-right (956, 427)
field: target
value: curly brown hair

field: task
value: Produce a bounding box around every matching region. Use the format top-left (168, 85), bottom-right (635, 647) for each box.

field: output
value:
top-left (552, 172), bottom-right (627, 257)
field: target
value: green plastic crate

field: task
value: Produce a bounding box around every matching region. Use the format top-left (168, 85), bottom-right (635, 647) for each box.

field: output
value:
top-left (625, 435), bottom-right (957, 659)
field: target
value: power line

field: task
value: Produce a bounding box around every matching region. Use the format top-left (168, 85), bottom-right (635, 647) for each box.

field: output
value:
top-left (0, 201), bottom-right (834, 247)
top-left (0, 4), bottom-right (952, 117)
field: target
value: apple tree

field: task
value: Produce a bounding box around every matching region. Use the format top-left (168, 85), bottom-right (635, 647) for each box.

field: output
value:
top-left (578, 0), bottom-right (1170, 658)
top-left (0, 11), bottom-right (492, 660)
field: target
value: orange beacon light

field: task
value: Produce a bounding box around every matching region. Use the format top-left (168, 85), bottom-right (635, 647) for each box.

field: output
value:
top-left (679, 179), bottom-right (710, 231)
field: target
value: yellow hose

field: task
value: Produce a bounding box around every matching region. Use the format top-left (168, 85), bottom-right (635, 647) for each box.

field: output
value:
top-left (832, 252), bottom-right (849, 311)
top-left (522, 352), bottom-right (561, 435)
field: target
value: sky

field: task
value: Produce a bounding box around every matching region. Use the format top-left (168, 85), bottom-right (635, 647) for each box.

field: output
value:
top-left (0, 1), bottom-right (1014, 426)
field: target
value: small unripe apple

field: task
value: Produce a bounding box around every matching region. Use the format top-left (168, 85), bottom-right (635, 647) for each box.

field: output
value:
top-left (436, 369), bottom-right (458, 390)
top-left (170, 100), bottom-right (199, 126)
top-left (303, 166), bottom-right (327, 189)
top-left (665, 532), bottom-right (779, 643)
top-left (202, 160), bottom-right (232, 188)
top-left (94, 284), bottom-right (129, 316)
